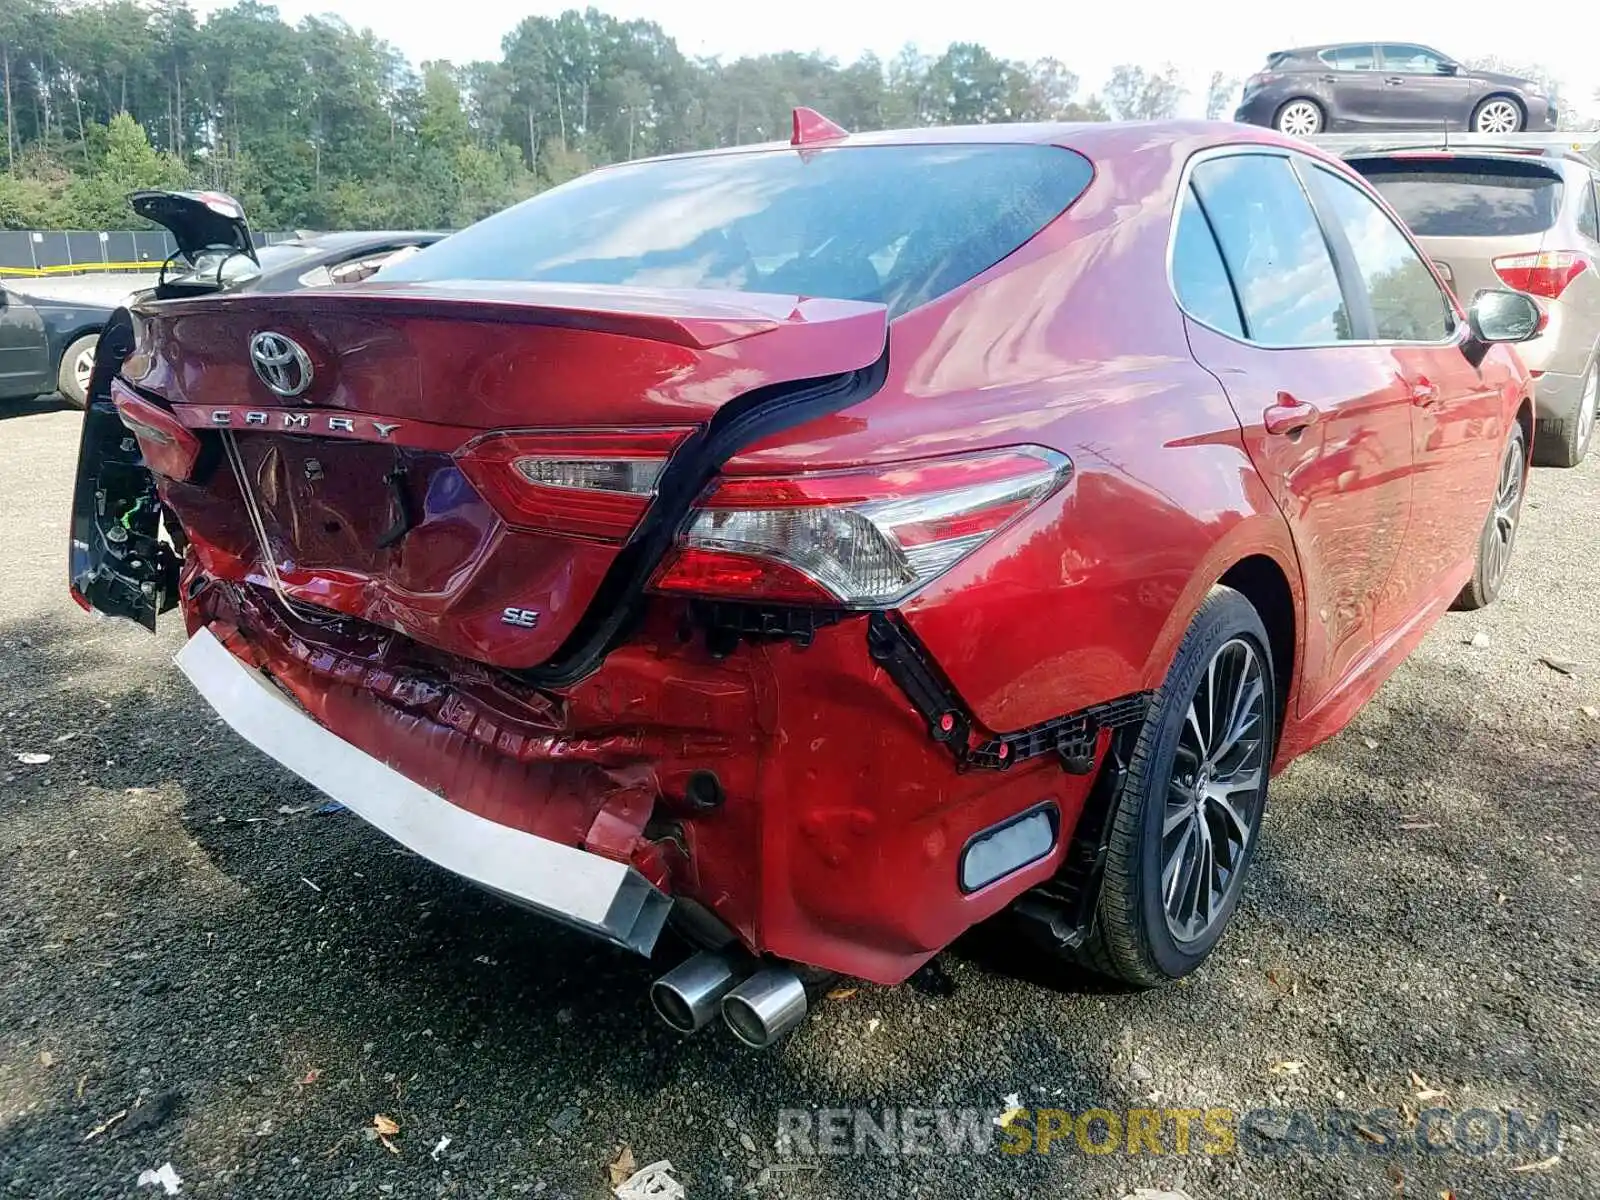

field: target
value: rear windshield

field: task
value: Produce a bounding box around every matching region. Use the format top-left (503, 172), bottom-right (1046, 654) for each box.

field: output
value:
top-left (1353, 159), bottom-right (1565, 237)
top-left (377, 144), bottom-right (1093, 318)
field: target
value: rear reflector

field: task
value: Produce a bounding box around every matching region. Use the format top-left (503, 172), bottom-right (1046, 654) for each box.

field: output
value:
top-left (1492, 251), bottom-right (1593, 299)
top-left (652, 446), bottom-right (1071, 607)
top-left (959, 804), bottom-right (1059, 892)
top-left (455, 427), bottom-right (694, 542)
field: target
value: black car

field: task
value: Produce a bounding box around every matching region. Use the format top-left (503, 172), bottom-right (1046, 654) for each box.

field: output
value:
top-left (1234, 43), bottom-right (1558, 137)
top-left (0, 280), bottom-right (120, 407)
top-left (129, 190), bottom-right (445, 300)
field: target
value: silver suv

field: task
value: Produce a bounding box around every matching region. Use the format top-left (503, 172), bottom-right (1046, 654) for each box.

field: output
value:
top-left (1349, 148), bottom-right (1600, 466)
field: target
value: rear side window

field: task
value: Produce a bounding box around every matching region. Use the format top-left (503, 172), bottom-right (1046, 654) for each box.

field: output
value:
top-left (1190, 154), bottom-right (1353, 346)
top-left (1172, 185), bottom-right (1244, 336)
top-left (1308, 166), bottom-right (1453, 342)
top-left (1380, 44), bottom-right (1448, 73)
top-left (1354, 160), bottom-right (1565, 236)
top-left (1320, 45), bottom-right (1377, 71)
top-left (1578, 177), bottom-right (1599, 242)
top-left (378, 144), bottom-right (1094, 319)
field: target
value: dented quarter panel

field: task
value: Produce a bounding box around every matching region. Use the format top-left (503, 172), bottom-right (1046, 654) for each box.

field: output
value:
top-left (721, 129), bottom-right (1303, 735)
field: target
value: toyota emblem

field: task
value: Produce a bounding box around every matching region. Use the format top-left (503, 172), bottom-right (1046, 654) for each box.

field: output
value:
top-left (250, 331), bottom-right (313, 398)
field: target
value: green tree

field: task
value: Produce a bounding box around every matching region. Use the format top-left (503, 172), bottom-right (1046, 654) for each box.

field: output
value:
top-left (1204, 71), bottom-right (1239, 120)
top-left (1103, 64), bottom-right (1186, 121)
top-left (61, 111), bottom-right (187, 226)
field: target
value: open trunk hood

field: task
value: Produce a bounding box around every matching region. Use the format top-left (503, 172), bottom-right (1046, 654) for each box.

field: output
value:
top-left (97, 283), bottom-right (888, 673)
top-left (129, 189), bottom-right (257, 265)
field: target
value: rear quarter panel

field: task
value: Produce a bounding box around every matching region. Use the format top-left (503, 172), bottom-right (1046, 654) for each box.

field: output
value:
top-left (726, 130), bottom-right (1304, 735)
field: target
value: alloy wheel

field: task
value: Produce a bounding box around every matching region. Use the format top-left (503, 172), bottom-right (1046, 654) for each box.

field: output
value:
top-left (1475, 100), bottom-right (1521, 133)
top-left (1161, 637), bottom-right (1269, 944)
top-left (1481, 430), bottom-right (1525, 593)
top-left (73, 346), bottom-right (96, 396)
top-left (1276, 101), bottom-right (1321, 137)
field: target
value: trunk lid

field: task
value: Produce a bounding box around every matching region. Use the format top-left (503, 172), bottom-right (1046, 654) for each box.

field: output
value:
top-left (115, 282), bottom-right (887, 669)
top-left (130, 188), bottom-right (257, 264)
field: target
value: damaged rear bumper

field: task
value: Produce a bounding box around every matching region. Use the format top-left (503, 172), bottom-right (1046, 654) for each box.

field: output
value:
top-left (174, 625), bottom-right (672, 955)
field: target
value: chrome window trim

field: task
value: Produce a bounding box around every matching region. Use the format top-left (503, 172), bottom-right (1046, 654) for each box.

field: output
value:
top-left (1165, 142), bottom-right (1465, 352)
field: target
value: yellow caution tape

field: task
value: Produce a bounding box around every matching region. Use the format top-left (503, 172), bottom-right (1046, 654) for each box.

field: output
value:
top-left (0, 262), bottom-right (159, 277)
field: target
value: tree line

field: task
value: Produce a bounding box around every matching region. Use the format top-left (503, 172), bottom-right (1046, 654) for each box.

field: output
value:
top-left (0, 1), bottom-right (1235, 232)
top-left (2, 3), bottom-right (1582, 234)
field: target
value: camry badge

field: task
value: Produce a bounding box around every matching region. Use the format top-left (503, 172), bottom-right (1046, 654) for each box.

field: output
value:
top-left (206, 409), bottom-right (403, 440)
top-left (250, 331), bottom-right (313, 398)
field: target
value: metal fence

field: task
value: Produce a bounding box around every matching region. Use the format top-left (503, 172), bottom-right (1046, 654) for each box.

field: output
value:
top-left (0, 229), bottom-right (302, 277)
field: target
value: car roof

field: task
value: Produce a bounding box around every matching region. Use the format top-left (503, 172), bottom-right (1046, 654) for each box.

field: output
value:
top-left (620, 119), bottom-right (1316, 171)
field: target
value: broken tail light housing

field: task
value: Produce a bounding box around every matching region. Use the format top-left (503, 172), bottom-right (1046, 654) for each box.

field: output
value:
top-left (455, 427), bottom-right (695, 542)
top-left (111, 379), bottom-right (203, 481)
top-left (651, 446), bottom-right (1072, 607)
top-left (1492, 251), bottom-right (1593, 300)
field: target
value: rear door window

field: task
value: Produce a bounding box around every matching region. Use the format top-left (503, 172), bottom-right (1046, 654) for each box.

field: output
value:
top-left (1306, 165), bottom-right (1454, 342)
top-left (378, 144), bottom-right (1094, 319)
top-left (1352, 159), bottom-right (1565, 236)
top-left (1320, 45), bottom-right (1378, 71)
top-left (1380, 44), bottom-right (1449, 74)
top-left (1190, 154), bottom-right (1354, 346)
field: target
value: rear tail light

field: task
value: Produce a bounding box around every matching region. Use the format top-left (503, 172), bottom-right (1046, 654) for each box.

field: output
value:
top-left (651, 446), bottom-right (1072, 607)
top-left (1491, 251), bottom-right (1593, 299)
top-left (111, 379), bottom-right (202, 481)
top-left (455, 427), bottom-right (694, 542)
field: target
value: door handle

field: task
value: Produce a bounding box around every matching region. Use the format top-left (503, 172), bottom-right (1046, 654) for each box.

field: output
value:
top-left (1263, 394), bottom-right (1321, 436)
top-left (1409, 377), bottom-right (1439, 405)
top-left (1320, 74), bottom-right (1337, 83)
top-left (1384, 76), bottom-right (1405, 86)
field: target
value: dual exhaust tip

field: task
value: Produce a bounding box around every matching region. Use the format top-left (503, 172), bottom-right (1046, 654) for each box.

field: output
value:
top-left (650, 949), bottom-right (808, 1048)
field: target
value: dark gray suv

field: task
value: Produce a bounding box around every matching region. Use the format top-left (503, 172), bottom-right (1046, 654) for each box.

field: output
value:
top-left (1234, 44), bottom-right (1558, 137)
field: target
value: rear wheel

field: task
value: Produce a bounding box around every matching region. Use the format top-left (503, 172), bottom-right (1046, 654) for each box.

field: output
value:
top-left (1454, 421), bottom-right (1527, 610)
top-left (1274, 99), bottom-right (1323, 137)
top-left (1472, 96), bottom-right (1524, 133)
top-left (1081, 586), bottom-right (1275, 987)
top-left (57, 333), bottom-right (98, 408)
top-left (1532, 361), bottom-right (1597, 468)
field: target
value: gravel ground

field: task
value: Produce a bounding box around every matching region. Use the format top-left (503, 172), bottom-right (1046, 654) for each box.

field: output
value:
top-left (1, 395), bottom-right (1596, 1200)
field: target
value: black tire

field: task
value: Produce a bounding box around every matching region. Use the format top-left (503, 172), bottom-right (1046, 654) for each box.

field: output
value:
top-left (1454, 421), bottom-right (1528, 610)
top-left (1531, 360), bottom-right (1597, 469)
top-left (1081, 585), bottom-right (1276, 987)
top-left (1272, 98), bottom-right (1323, 137)
top-left (1471, 94), bottom-right (1524, 134)
top-left (56, 333), bottom-right (99, 408)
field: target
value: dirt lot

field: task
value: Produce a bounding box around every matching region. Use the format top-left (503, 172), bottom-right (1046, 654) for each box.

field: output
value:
top-left (1, 395), bottom-right (1596, 1200)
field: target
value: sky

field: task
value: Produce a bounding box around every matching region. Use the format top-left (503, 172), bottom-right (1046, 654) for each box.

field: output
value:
top-left (190, 0), bottom-right (1600, 121)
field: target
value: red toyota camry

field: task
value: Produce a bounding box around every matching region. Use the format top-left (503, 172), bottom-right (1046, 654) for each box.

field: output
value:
top-left (71, 114), bottom-right (1540, 1048)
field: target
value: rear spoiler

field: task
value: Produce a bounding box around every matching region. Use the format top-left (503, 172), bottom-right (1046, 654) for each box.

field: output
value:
top-left (1303, 132), bottom-right (1600, 168)
top-left (144, 281), bottom-right (890, 353)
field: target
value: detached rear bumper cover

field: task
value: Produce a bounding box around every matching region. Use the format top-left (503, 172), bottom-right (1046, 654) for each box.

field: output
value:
top-left (174, 626), bottom-right (672, 955)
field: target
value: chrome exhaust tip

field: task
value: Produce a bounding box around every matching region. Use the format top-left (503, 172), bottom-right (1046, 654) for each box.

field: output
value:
top-left (720, 966), bottom-right (808, 1048)
top-left (650, 949), bottom-right (748, 1034)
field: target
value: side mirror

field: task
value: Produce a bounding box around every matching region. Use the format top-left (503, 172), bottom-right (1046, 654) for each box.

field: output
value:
top-left (1438, 61), bottom-right (1460, 75)
top-left (1468, 289), bottom-right (1544, 343)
